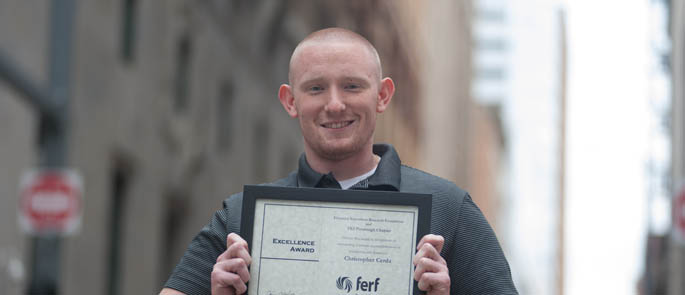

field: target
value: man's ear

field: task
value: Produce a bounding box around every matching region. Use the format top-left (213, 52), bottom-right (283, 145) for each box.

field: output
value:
top-left (376, 77), bottom-right (395, 113)
top-left (278, 84), bottom-right (298, 118)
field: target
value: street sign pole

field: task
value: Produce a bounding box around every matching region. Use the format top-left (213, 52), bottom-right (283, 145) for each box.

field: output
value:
top-left (0, 0), bottom-right (75, 293)
top-left (28, 0), bottom-right (75, 294)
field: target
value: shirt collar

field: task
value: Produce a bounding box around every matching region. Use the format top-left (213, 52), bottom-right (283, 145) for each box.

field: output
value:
top-left (296, 143), bottom-right (401, 191)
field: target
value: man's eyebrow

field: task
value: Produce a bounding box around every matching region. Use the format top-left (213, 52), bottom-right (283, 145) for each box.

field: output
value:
top-left (297, 76), bottom-right (373, 88)
top-left (340, 77), bottom-right (375, 89)
top-left (341, 76), bottom-right (371, 83)
top-left (298, 77), bottom-right (326, 88)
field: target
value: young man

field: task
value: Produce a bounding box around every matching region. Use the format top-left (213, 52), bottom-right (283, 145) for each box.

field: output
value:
top-left (161, 28), bottom-right (517, 295)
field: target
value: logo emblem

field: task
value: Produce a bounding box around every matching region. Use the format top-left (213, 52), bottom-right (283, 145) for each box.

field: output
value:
top-left (336, 276), bottom-right (352, 293)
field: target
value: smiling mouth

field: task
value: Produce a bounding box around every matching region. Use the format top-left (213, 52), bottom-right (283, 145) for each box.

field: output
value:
top-left (321, 120), bottom-right (354, 129)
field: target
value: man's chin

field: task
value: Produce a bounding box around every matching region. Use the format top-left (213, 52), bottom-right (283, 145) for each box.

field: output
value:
top-left (315, 144), bottom-right (361, 161)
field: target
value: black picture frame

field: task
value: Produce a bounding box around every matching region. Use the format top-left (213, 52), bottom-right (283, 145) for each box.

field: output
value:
top-left (240, 185), bottom-right (432, 295)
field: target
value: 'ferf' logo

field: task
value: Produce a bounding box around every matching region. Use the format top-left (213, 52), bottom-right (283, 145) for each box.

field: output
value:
top-left (336, 276), bottom-right (352, 292)
top-left (336, 276), bottom-right (380, 293)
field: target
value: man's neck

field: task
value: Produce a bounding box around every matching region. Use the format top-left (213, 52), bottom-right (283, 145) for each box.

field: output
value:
top-left (304, 146), bottom-right (379, 181)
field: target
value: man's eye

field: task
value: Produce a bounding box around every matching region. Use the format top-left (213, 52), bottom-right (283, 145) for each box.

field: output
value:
top-left (309, 86), bottom-right (323, 92)
top-left (345, 84), bottom-right (360, 90)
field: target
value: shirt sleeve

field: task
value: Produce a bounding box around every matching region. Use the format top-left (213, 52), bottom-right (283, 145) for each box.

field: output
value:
top-left (163, 194), bottom-right (241, 295)
top-left (447, 194), bottom-right (518, 295)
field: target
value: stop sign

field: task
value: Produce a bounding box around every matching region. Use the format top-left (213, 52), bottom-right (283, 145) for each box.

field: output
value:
top-left (19, 169), bottom-right (83, 235)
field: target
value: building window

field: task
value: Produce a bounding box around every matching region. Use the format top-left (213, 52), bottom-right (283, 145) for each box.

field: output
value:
top-left (174, 35), bottom-right (192, 112)
top-left (476, 67), bottom-right (506, 81)
top-left (107, 157), bottom-right (133, 295)
top-left (120, 0), bottom-right (138, 63)
top-left (475, 38), bottom-right (507, 52)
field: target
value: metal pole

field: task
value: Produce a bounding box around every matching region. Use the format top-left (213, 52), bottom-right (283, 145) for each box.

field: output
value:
top-left (0, 52), bottom-right (54, 118)
top-left (28, 0), bottom-right (74, 294)
top-left (557, 9), bottom-right (567, 295)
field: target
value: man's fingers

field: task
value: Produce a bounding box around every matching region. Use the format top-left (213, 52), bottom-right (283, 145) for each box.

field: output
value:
top-left (213, 234), bottom-right (252, 295)
top-left (236, 265), bottom-right (251, 283)
top-left (227, 241), bottom-right (252, 265)
top-left (413, 242), bottom-right (443, 265)
top-left (214, 259), bottom-right (251, 283)
top-left (212, 258), bottom-right (250, 294)
top-left (413, 236), bottom-right (450, 295)
top-left (416, 272), bottom-right (450, 293)
top-left (211, 270), bottom-right (247, 294)
top-left (227, 233), bottom-right (248, 249)
top-left (414, 254), bottom-right (450, 294)
top-left (414, 257), bottom-right (448, 281)
top-left (216, 250), bottom-right (227, 262)
top-left (221, 233), bottom-right (252, 266)
top-left (417, 234), bottom-right (445, 254)
top-left (215, 258), bottom-right (248, 273)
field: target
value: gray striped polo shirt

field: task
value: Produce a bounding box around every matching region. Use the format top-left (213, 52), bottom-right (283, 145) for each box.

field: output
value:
top-left (164, 144), bottom-right (517, 294)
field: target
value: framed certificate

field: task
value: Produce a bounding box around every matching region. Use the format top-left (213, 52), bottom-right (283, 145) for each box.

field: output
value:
top-left (240, 185), bottom-right (431, 295)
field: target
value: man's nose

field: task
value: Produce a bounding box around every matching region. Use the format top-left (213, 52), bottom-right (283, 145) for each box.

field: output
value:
top-left (324, 89), bottom-right (346, 112)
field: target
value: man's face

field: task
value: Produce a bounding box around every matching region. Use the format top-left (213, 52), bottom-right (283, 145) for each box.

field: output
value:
top-left (285, 41), bottom-right (384, 161)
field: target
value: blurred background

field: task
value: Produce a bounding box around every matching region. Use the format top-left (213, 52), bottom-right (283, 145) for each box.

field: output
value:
top-left (0, 0), bottom-right (683, 294)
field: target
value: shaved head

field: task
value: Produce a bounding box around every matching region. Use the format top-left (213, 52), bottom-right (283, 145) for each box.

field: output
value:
top-left (277, 27), bottom-right (396, 172)
top-left (288, 28), bottom-right (382, 85)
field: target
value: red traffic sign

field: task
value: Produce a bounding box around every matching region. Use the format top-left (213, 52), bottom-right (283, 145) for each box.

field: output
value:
top-left (19, 169), bottom-right (83, 235)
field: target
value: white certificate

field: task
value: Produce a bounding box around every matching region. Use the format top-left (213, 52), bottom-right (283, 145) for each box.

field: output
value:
top-left (241, 186), bottom-right (432, 295)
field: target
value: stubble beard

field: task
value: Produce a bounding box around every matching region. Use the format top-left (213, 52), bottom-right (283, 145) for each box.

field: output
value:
top-left (304, 129), bottom-right (374, 162)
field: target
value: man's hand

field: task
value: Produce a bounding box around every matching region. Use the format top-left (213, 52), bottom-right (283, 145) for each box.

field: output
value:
top-left (413, 234), bottom-right (450, 295)
top-left (211, 233), bottom-right (252, 295)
